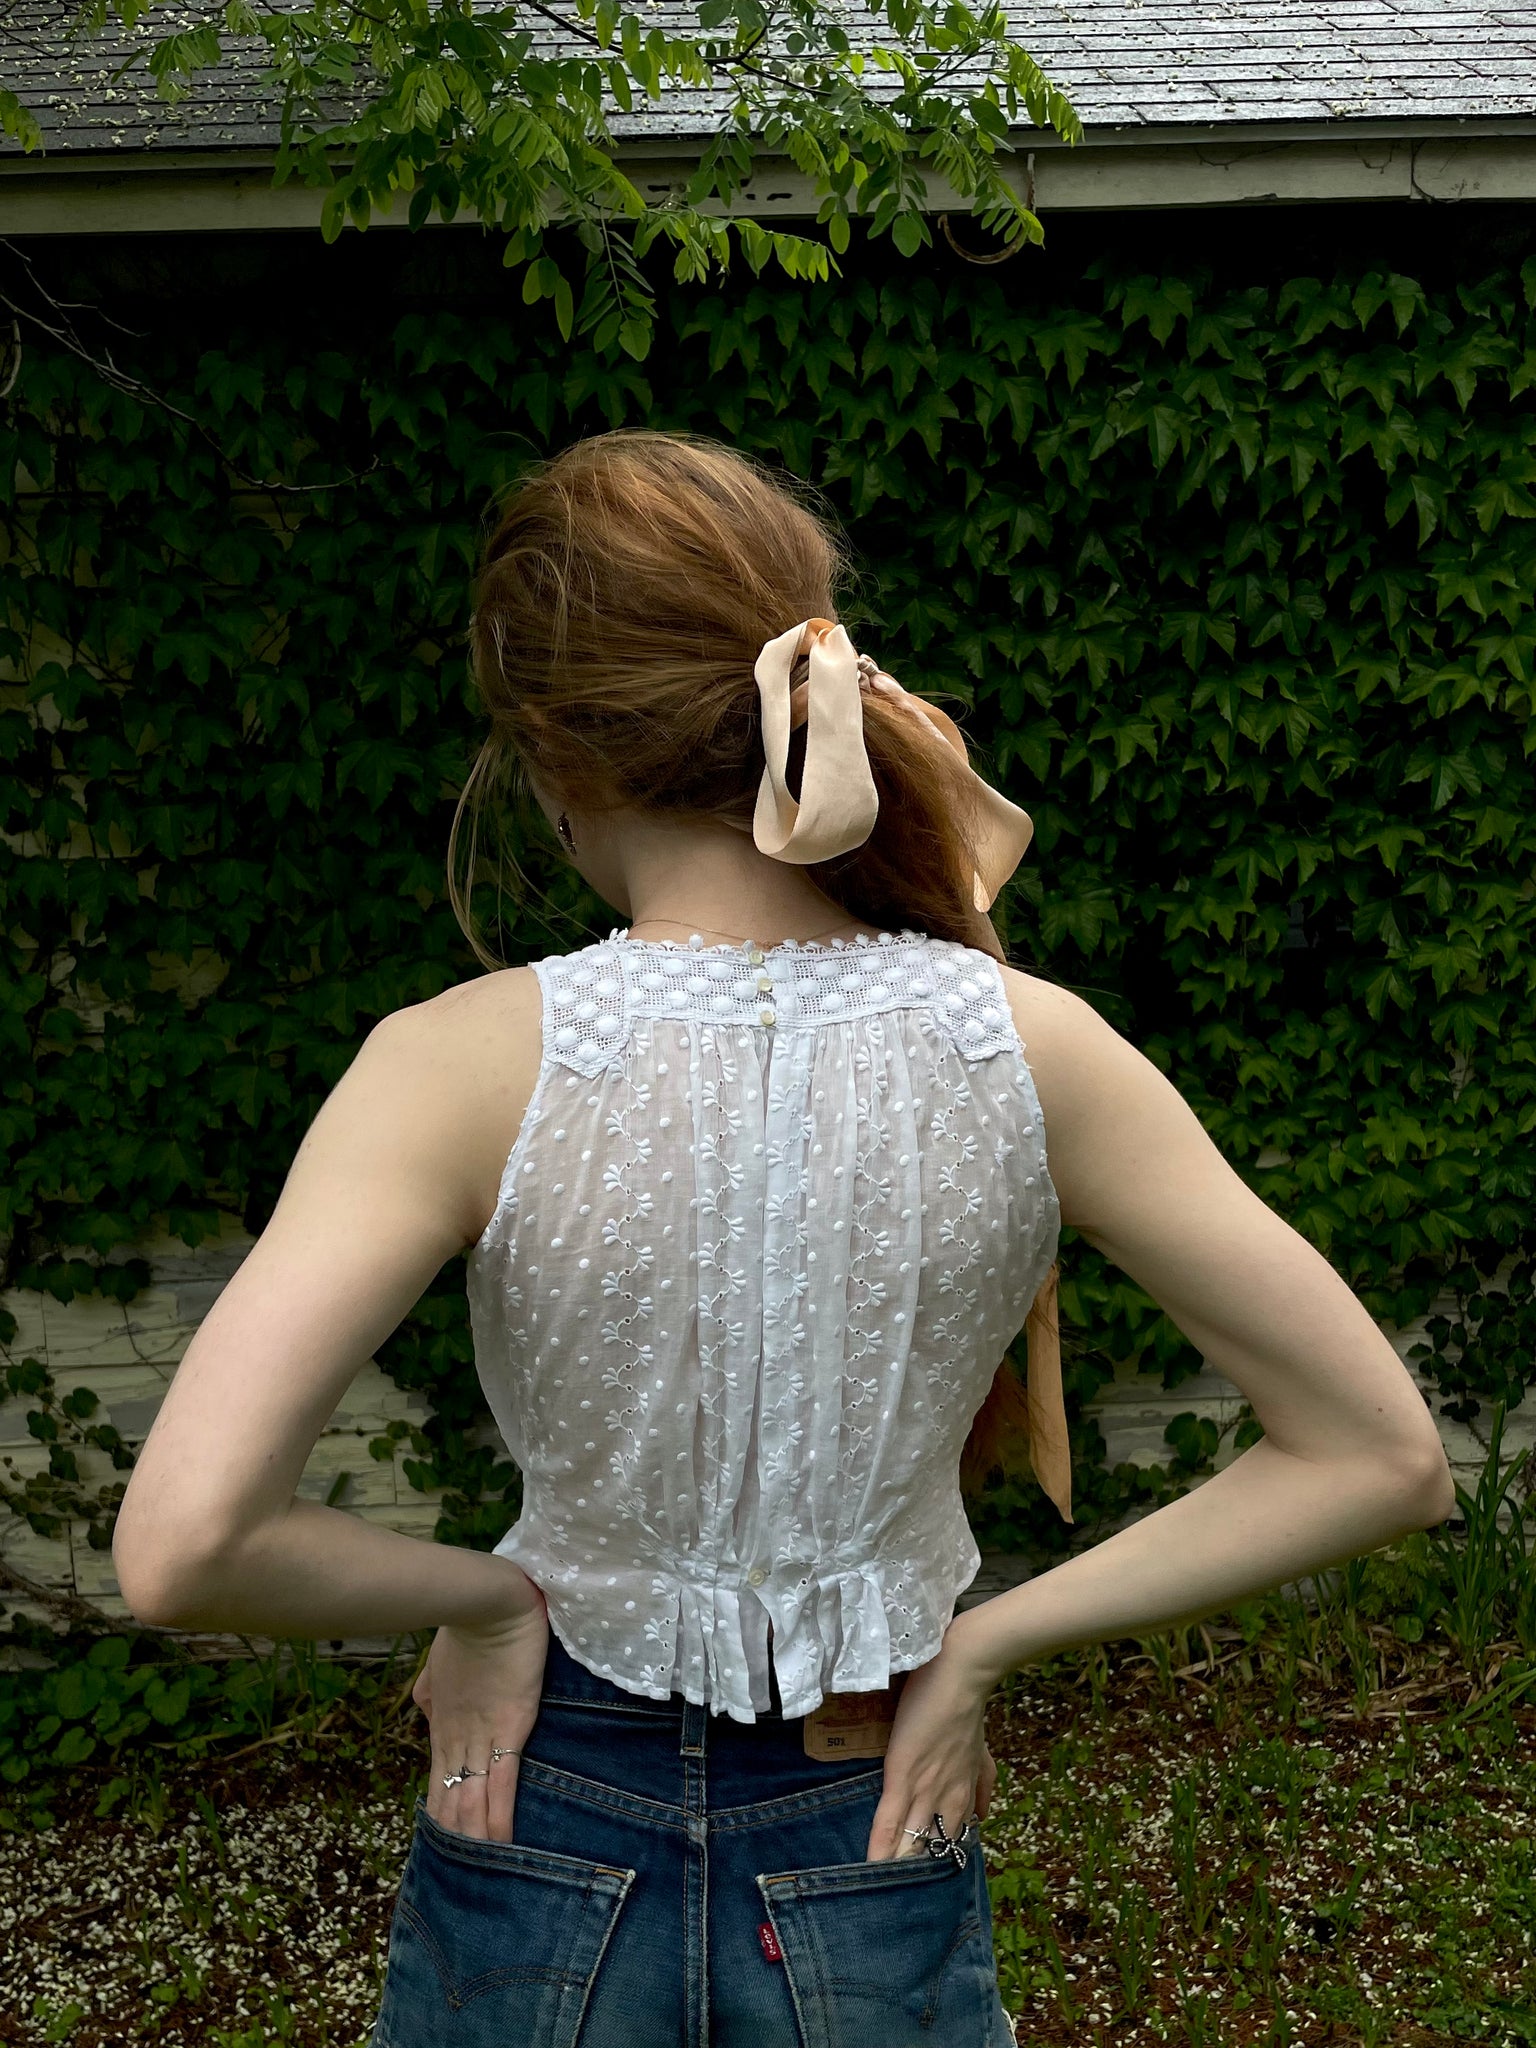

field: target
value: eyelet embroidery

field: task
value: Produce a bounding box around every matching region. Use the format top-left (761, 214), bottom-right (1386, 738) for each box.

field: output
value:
top-left (466, 929), bottom-right (1060, 1720)
top-left (535, 928), bottom-right (1023, 1072)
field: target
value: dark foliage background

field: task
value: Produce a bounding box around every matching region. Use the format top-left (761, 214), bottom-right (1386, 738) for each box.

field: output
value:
top-left (3, 201), bottom-right (1533, 1598)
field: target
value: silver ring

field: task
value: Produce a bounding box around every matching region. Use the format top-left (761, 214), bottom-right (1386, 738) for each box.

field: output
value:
top-left (441, 1763), bottom-right (487, 1788)
top-left (902, 1826), bottom-right (932, 1843)
top-left (490, 1746), bottom-right (522, 1762)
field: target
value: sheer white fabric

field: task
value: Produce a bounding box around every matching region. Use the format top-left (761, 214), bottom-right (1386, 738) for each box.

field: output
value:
top-left (466, 926), bottom-right (1060, 1723)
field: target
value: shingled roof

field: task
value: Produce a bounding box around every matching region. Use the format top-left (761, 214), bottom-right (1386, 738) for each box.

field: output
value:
top-left (3, 0), bottom-right (1535, 158)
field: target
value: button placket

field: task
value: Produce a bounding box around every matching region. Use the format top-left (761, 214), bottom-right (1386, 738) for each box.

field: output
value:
top-left (749, 944), bottom-right (777, 1029)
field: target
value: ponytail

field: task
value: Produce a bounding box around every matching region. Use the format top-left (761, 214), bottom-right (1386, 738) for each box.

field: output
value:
top-left (787, 667), bottom-right (1009, 955)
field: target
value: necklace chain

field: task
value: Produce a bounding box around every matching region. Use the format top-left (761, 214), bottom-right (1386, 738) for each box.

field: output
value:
top-left (623, 913), bottom-right (870, 947)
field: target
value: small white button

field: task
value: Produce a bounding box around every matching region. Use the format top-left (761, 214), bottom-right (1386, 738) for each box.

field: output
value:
top-left (748, 1567), bottom-right (767, 1586)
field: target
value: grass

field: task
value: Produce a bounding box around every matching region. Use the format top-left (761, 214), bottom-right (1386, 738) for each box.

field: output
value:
top-left (3, 1415), bottom-right (1532, 2048)
top-left (982, 1598), bottom-right (1535, 2045)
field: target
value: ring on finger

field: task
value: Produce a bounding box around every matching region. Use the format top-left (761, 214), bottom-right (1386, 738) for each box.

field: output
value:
top-left (903, 1811), bottom-right (980, 1842)
top-left (441, 1762), bottom-right (488, 1789)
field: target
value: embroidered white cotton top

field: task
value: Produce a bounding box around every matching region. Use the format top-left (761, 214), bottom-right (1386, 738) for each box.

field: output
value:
top-left (466, 925), bottom-right (1061, 1723)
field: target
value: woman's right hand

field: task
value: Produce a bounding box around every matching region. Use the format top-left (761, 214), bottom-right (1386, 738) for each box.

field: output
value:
top-left (413, 1573), bottom-right (550, 1843)
top-left (866, 1641), bottom-right (994, 1861)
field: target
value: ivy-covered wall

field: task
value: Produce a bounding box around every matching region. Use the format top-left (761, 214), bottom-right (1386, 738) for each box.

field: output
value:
top-left (3, 204), bottom-right (1534, 1618)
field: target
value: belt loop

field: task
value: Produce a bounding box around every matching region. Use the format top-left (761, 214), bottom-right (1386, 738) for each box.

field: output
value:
top-left (680, 1699), bottom-right (707, 1756)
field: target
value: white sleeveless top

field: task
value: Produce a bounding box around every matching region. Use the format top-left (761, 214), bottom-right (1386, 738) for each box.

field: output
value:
top-left (466, 925), bottom-right (1060, 1722)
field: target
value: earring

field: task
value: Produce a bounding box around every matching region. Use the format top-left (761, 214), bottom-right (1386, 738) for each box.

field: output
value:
top-left (556, 811), bottom-right (575, 850)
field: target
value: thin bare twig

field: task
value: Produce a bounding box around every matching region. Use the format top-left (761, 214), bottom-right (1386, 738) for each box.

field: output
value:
top-left (0, 316), bottom-right (20, 399)
top-left (0, 239), bottom-right (380, 497)
top-left (0, 1554), bottom-right (142, 1637)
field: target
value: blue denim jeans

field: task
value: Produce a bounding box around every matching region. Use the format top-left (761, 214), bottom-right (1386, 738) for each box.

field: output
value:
top-left (370, 1618), bottom-right (1017, 2048)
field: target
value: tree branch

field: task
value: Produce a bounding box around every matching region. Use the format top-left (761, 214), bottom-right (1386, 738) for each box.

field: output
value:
top-left (0, 240), bottom-right (380, 498)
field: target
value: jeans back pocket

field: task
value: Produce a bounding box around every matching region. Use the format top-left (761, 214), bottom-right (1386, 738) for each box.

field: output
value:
top-left (757, 1828), bottom-right (1010, 2048)
top-left (372, 1797), bottom-right (635, 2048)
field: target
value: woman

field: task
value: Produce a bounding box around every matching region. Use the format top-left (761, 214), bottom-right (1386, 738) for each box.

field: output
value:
top-left (113, 429), bottom-right (1454, 2048)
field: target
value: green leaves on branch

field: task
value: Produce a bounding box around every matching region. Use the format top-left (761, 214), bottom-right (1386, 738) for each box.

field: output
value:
top-left (53, 0), bottom-right (1079, 358)
top-left (0, 87), bottom-right (41, 151)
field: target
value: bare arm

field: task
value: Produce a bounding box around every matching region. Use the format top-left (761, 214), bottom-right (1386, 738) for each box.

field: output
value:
top-left (111, 975), bottom-right (543, 1636)
top-left (945, 972), bottom-right (1456, 1692)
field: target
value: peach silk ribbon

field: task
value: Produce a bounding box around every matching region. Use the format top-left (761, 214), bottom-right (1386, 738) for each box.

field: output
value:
top-left (750, 617), bottom-right (1035, 910)
top-left (1024, 1264), bottom-right (1071, 1523)
top-left (745, 616), bottom-right (1071, 1524)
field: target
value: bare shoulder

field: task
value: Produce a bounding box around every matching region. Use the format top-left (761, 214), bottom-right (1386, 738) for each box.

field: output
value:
top-left (399, 960), bottom-right (541, 1047)
top-left (367, 965), bottom-right (544, 1253)
top-left (994, 960), bottom-right (1188, 1243)
top-left (994, 962), bottom-right (1115, 1143)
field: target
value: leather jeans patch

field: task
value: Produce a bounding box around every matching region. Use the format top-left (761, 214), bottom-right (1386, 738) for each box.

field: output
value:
top-left (801, 1674), bottom-right (905, 1759)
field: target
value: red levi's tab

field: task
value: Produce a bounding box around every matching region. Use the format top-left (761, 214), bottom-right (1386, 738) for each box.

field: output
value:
top-left (757, 1920), bottom-right (783, 1963)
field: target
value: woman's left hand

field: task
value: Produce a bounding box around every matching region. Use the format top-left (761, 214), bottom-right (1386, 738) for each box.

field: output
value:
top-left (413, 1571), bottom-right (550, 1843)
top-left (864, 1635), bottom-right (996, 1861)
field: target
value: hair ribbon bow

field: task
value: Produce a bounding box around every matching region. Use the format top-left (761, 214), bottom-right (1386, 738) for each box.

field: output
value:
top-left (750, 618), bottom-right (1035, 912)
